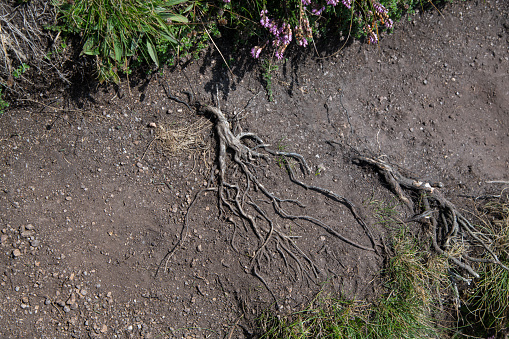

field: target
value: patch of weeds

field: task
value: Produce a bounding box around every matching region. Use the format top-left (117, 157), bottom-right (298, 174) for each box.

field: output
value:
top-left (51, 0), bottom-right (189, 82)
top-left (262, 58), bottom-right (278, 102)
top-left (258, 292), bottom-right (369, 339)
top-left (372, 225), bottom-right (448, 338)
top-left (274, 137), bottom-right (296, 172)
top-left (12, 63), bottom-right (30, 79)
top-left (0, 87), bottom-right (9, 114)
top-left (368, 196), bottom-right (402, 229)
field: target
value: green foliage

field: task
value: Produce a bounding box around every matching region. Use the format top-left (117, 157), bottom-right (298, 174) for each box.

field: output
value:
top-left (262, 59), bottom-right (278, 101)
top-left (258, 293), bottom-right (370, 339)
top-left (51, 0), bottom-right (189, 82)
top-left (0, 87), bottom-right (9, 114)
top-left (12, 63), bottom-right (30, 79)
top-left (49, 0), bottom-right (445, 82)
top-left (371, 226), bottom-right (446, 338)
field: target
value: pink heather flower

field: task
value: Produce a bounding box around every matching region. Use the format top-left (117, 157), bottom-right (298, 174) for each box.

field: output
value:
top-left (223, 0), bottom-right (230, 2)
top-left (269, 23), bottom-right (279, 35)
top-left (373, 2), bottom-right (388, 14)
top-left (298, 38), bottom-right (308, 47)
top-left (302, 0), bottom-right (311, 4)
top-left (275, 50), bottom-right (284, 60)
top-left (368, 31), bottom-right (378, 44)
top-left (260, 10), bottom-right (271, 28)
top-left (385, 18), bottom-right (393, 29)
top-left (311, 6), bottom-right (325, 15)
top-left (251, 46), bottom-right (263, 58)
top-left (260, 16), bottom-right (270, 27)
top-left (327, 0), bottom-right (339, 5)
top-left (342, 0), bottom-right (352, 9)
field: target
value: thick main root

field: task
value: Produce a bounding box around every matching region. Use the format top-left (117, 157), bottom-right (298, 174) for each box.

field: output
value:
top-left (354, 155), bottom-right (509, 279)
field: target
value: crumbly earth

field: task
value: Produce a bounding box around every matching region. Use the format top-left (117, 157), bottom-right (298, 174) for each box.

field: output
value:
top-left (0, 0), bottom-right (508, 338)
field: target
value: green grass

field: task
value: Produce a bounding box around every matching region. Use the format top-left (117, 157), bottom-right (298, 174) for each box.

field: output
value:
top-left (51, 0), bottom-right (189, 82)
top-left (258, 293), bottom-right (370, 339)
top-left (0, 88), bottom-right (8, 114)
top-left (462, 202), bottom-right (509, 335)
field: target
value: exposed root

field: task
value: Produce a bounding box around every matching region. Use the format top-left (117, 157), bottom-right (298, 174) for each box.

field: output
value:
top-left (354, 155), bottom-right (509, 279)
top-left (158, 102), bottom-right (377, 303)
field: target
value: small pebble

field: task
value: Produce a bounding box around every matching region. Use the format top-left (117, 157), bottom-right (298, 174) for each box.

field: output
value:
top-left (12, 249), bottom-right (21, 257)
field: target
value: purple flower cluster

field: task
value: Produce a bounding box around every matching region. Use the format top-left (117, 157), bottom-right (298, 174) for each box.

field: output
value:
top-left (373, 2), bottom-right (388, 14)
top-left (251, 46), bottom-right (263, 58)
top-left (368, 31), bottom-right (378, 44)
top-left (250, 0), bottom-right (394, 59)
top-left (373, 3), bottom-right (387, 14)
top-left (311, 5), bottom-right (325, 16)
top-left (258, 10), bottom-right (293, 59)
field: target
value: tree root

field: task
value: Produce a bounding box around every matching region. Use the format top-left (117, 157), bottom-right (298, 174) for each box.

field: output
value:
top-left (158, 102), bottom-right (378, 305)
top-left (353, 155), bottom-right (509, 279)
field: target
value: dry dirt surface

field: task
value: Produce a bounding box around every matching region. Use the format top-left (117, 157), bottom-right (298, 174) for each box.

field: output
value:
top-left (0, 0), bottom-right (508, 338)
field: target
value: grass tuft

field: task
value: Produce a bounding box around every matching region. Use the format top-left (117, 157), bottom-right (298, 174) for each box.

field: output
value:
top-left (464, 202), bottom-right (509, 334)
top-left (51, 0), bottom-right (189, 82)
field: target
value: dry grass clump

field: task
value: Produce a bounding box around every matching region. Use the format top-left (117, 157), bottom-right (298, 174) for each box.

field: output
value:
top-left (155, 117), bottom-right (212, 155)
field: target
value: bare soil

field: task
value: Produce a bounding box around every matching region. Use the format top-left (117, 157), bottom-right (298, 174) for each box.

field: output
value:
top-left (0, 0), bottom-right (508, 338)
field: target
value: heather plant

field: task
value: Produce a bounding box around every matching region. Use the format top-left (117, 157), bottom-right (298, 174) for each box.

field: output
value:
top-left (219, 0), bottom-right (445, 61)
top-left (246, 0), bottom-right (395, 60)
